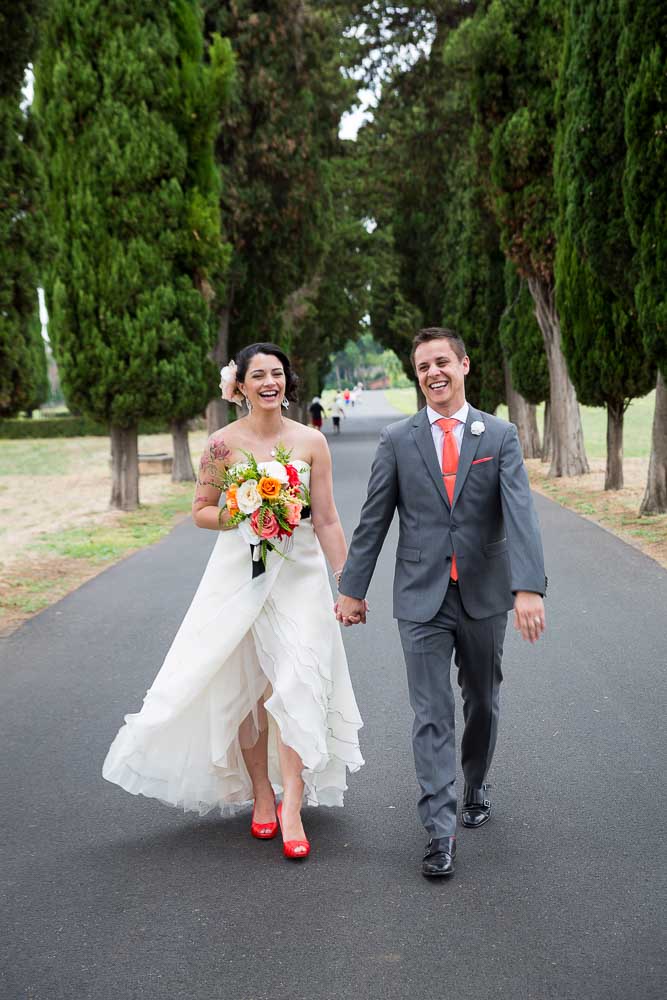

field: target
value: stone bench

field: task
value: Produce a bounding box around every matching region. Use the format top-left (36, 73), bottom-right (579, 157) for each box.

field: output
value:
top-left (138, 452), bottom-right (173, 475)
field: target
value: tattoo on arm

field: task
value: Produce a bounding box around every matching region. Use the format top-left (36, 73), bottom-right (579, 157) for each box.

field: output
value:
top-left (196, 436), bottom-right (230, 491)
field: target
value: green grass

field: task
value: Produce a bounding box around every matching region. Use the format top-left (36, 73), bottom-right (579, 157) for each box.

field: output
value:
top-left (32, 486), bottom-right (194, 563)
top-left (383, 388), bottom-right (655, 460)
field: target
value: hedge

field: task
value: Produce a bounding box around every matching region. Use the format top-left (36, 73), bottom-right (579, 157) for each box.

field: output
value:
top-left (0, 416), bottom-right (171, 439)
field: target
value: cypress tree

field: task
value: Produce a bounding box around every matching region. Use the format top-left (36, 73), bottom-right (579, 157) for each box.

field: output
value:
top-left (0, 0), bottom-right (48, 418)
top-left (619, 0), bottom-right (667, 513)
top-left (35, 1), bottom-right (232, 508)
top-left (445, 0), bottom-right (590, 477)
top-left (203, 1), bottom-right (350, 430)
top-left (554, 0), bottom-right (654, 490)
top-left (500, 263), bottom-right (549, 458)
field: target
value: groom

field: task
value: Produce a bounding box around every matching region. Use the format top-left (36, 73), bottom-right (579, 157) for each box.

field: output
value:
top-left (336, 327), bottom-right (546, 878)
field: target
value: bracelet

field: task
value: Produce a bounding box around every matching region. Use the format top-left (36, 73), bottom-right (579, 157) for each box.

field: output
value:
top-left (217, 508), bottom-right (226, 530)
top-left (333, 569), bottom-right (343, 585)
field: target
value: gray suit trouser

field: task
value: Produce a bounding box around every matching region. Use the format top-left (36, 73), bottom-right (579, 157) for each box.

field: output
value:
top-left (397, 583), bottom-right (507, 838)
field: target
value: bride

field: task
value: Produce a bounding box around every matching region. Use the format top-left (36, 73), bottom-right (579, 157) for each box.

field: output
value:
top-left (103, 343), bottom-right (364, 860)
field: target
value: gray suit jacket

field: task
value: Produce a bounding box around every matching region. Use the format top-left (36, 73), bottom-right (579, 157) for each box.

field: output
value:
top-left (339, 404), bottom-right (547, 623)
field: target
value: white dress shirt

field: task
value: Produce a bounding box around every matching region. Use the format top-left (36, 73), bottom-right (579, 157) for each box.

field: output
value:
top-left (426, 402), bottom-right (469, 471)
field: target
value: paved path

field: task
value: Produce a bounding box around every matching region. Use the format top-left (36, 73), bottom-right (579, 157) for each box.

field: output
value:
top-left (2, 393), bottom-right (665, 1000)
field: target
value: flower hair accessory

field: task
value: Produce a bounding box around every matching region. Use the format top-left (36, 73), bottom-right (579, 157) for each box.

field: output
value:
top-left (219, 361), bottom-right (244, 406)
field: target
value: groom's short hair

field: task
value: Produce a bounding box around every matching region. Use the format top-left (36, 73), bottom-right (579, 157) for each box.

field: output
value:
top-left (411, 327), bottom-right (467, 368)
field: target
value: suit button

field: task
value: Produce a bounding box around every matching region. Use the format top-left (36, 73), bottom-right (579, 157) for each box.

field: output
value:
top-left (450, 524), bottom-right (457, 532)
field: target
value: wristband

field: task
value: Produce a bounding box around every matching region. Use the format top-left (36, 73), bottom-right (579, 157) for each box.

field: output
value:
top-left (218, 508), bottom-right (226, 530)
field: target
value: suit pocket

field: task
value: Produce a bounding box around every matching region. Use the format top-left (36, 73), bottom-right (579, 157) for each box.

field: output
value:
top-left (396, 545), bottom-right (421, 563)
top-left (472, 456), bottom-right (493, 465)
top-left (483, 538), bottom-right (507, 557)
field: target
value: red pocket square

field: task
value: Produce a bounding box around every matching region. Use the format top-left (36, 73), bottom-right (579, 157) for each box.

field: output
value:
top-left (472, 456), bottom-right (493, 465)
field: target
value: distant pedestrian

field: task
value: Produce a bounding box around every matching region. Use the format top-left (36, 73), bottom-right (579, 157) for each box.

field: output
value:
top-left (331, 394), bottom-right (345, 435)
top-left (309, 396), bottom-right (325, 430)
top-left (343, 388), bottom-right (351, 406)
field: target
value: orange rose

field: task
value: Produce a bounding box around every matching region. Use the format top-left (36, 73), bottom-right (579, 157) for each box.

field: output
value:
top-left (258, 476), bottom-right (282, 500)
top-left (226, 484), bottom-right (239, 514)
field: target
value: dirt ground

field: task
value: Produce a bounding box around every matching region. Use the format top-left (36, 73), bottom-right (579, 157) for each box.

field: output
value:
top-left (0, 431), bottom-right (208, 635)
top-left (0, 431), bottom-right (208, 571)
top-left (526, 456), bottom-right (667, 569)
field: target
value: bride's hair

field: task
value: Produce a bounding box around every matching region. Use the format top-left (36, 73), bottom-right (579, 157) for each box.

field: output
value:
top-left (235, 342), bottom-right (300, 402)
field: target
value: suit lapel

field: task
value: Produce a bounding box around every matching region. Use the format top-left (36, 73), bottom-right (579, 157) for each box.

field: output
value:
top-left (411, 407), bottom-right (451, 510)
top-left (452, 405), bottom-right (483, 509)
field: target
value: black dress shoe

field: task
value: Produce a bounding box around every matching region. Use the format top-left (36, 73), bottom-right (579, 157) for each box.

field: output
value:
top-left (421, 836), bottom-right (456, 878)
top-left (461, 784), bottom-right (491, 828)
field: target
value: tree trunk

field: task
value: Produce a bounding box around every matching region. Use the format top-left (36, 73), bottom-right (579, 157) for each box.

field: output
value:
top-left (527, 276), bottom-right (589, 477)
top-left (416, 381), bottom-right (426, 411)
top-left (639, 370), bottom-right (667, 515)
top-left (503, 358), bottom-right (541, 458)
top-left (171, 418), bottom-right (195, 482)
top-left (206, 304), bottom-right (231, 435)
top-left (110, 425), bottom-right (139, 511)
top-left (605, 402), bottom-right (624, 491)
top-left (542, 401), bottom-right (553, 464)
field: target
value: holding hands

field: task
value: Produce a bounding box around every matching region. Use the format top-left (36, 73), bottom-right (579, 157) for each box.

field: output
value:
top-left (335, 593), bottom-right (369, 628)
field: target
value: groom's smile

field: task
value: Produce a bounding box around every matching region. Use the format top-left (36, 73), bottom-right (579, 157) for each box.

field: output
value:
top-left (413, 337), bottom-right (470, 415)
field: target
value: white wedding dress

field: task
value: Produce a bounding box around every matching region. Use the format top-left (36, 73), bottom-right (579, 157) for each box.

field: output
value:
top-left (103, 464), bottom-right (364, 814)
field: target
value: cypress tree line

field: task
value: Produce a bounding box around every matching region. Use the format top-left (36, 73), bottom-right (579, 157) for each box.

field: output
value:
top-left (281, 151), bottom-right (373, 406)
top-left (359, 6), bottom-right (507, 415)
top-left (203, 1), bottom-right (352, 430)
top-left (554, 0), bottom-right (654, 490)
top-left (445, 0), bottom-right (590, 478)
top-left (619, 0), bottom-right (667, 513)
top-left (35, 0), bottom-right (233, 508)
top-left (0, 0), bottom-right (48, 418)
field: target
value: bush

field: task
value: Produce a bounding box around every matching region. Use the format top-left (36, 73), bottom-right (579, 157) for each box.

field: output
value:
top-left (0, 416), bottom-right (170, 439)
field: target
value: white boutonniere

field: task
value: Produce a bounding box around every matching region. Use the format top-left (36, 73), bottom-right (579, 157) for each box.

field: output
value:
top-left (470, 420), bottom-right (485, 436)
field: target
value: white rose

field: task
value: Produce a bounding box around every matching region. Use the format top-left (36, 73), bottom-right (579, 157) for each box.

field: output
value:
top-left (471, 421), bottom-right (486, 436)
top-left (257, 460), bottom-right (288, 483)
top-left (237, 479), bottom-right (262, 514)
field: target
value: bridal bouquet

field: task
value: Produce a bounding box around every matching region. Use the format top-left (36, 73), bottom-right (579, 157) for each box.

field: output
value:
top-left (222, 446), bottom-right (311, 569)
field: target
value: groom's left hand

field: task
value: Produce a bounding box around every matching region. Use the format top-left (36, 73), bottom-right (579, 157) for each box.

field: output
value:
top-left (513, 591), bottom-right (546, 644)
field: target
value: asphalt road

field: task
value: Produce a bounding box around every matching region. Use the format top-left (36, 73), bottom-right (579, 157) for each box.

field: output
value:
top-left (2, 392), bottom-right (665, 1000)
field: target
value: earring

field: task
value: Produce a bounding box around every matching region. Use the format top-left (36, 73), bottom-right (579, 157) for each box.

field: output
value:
top-left (244, 395), bottom-right (252, 413)
top-left (282, 398), bottom-right (290, 410)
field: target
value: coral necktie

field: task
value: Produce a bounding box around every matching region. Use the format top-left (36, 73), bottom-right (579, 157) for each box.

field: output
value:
top-left (437, 417), bottom-right (459, 581)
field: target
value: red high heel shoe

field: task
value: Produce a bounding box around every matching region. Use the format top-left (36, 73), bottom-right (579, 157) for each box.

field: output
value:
top-left (250, 791), bottom-right (278, 840)
top-left (276, 801), bottom-right (310, 860)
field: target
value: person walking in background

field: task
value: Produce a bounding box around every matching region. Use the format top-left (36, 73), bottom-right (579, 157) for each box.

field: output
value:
top-left (343, 388), bottom-right (351, 406)
top-left (336, 326), bottom-right (546, 879)
top-left (331, 394), bottom-right (346, 435)
top-left (308, 396), bottom-right (326, 430)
